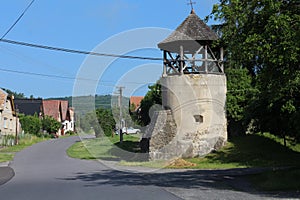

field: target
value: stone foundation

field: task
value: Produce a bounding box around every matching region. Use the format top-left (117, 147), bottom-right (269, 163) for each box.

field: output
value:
top-left (141, 109), bottom-right (227, 160)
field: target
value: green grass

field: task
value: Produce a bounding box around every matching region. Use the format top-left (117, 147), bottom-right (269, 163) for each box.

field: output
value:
top-left (67, 133), bottom-right (300, 169)
top-left (184, 133), bottom-right (300, 169)
top-left (67, 134), bottom-right (142, 161)
top-left (0, 153), bottom-right (14, 163)
top-left (67, 133), bottom-right (300, 191)
top-left (248, 168), bottom-right (300, 191)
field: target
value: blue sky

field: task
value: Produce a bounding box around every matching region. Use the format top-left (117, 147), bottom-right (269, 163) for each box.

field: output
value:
top-left (0, 0), bottom-right (219, 98)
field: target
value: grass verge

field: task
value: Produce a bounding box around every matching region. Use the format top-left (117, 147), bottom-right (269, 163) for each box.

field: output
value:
top-left (67, 134), bottom-right (142, 161)
top-left (0, 153), bottom-right (14, 163)
top-left (248, 168), bottom-right (300, 191)
top-left (67, 133), bottom-right (300, 169)
top-left (184, 133), bottom-right (300, 169)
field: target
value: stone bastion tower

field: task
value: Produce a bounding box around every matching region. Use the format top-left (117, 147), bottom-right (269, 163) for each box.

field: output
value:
top-left (143, 10), bottom-right (227, 160)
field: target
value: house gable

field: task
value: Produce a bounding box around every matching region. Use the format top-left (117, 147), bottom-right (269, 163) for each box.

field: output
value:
top-left (130, 96), bottom-right (144, 112)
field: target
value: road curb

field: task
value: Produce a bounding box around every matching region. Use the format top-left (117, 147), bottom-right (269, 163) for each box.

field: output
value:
top-left (0, 161), bottom-right (10, 167)
top-left (0, 166), bottom-right (15, 186)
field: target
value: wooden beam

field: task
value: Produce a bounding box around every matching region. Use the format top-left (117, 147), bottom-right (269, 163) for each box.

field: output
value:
top-left (220, 47), bottom-right (224, 73)
top-left (204, 45), bottom-right (208, 73)
top-left (180, 45), bottom-right (184, 74)
top-left (163, 51), bottom-right (167, 77)
top-left (208, 46), bottom-right (223, 73)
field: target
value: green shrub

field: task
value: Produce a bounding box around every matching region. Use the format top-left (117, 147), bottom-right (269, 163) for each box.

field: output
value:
top-left (19, 114), bottom-right (42, 135)
top-left (0, 135), bottom-right (16, 146)
top-left (65, 130), bottom-right (75, 135)
top-left (42, 116), bottom-right (61, 134)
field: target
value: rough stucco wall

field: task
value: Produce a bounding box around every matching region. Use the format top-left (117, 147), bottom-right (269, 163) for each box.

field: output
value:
top-left (147, 74), bottom-right (227, 160)
top-left (0, 99), bottom-right (17, 136)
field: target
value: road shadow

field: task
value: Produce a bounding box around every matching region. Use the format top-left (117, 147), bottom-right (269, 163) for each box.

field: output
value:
top-left (58, 168), bottom-right (299, 199)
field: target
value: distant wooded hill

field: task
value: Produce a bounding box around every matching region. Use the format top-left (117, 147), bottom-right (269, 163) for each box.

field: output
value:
top-left (1, 87), bottom-right (130, 113)
top-left (48, 95), bottom-right (130, 112)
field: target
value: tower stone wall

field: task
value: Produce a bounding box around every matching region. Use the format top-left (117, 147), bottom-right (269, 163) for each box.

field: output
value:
top-left (146, 74), bottom-right (227, 160)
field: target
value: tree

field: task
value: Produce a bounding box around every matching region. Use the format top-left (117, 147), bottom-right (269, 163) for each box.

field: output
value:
top-left (96, 108), bottom-right (115, 137)
top-left (19, 114), bottom-right (41, 135)
top-left (210, 0), bottom-right (300, 141)
top-left (42, 116), bottom-right (61, 134)
top-left (2, 88), bottom-right (25, 99)
top-left (138, 83), bottom-right (162, 126)
top-left (80, 108), bottom-right (115, 137)
top-left (226, 68), bottom-right (256, 135)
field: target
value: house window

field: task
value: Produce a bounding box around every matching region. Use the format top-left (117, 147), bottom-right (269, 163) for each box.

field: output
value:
top-left (3, 117), bottom-right (8, 129)
top-left (194, 115), bottom-right (203, 123)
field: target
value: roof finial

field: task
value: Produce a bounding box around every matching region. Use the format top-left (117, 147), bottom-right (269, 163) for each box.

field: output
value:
top-left (187, 0), bottom-right (196, 13)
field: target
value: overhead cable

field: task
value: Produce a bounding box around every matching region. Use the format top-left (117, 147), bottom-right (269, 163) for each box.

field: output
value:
top-left (1, 0), bottom-right (35, 40)
top-left (0, 38), bottom-right (163, 61)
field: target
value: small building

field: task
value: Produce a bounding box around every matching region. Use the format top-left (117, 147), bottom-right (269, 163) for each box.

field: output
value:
top-left (143, 9), bottom-right (227, 160)
top-left (0, 89), bottom-right (20, 138)
top-left (129, 96), bottom-right (144, 112)
top-left (42, 100), bottom-right (75, 135)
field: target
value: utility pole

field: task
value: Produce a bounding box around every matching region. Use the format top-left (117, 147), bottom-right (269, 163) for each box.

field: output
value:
top-left (15, 109), bottom-right (19, 145)
top-left (11, 95), bottom-right (19, 145)
top-left (116, 86), bottom-right (125, 144)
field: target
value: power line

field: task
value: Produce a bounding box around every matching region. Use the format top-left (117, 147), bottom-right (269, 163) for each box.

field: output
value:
top-left (0, 67), bottom-right (76, 80)
top-left (0, 66), bottom-right (250, 90)
top-left (0, 66), bottom-right (155, 86)
top-left (0, 38), bottom-right (163, 61)
top-left (0, 66), bottom-right (253, 93)
top-left (1, 0), bottom-right (35, 40)
top-left (0, 38), bottom-right (249, 63)
top-left (0, 39), bottom-right (245, 63)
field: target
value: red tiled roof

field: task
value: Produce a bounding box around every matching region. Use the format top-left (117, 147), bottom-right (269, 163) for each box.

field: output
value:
top-left (42, 100), bottom-right (61, 121)
top-left (0, 89), bottom-right (8, 111)
top-left (60, 100), bottom-right (69, 121)
top-left (130, 96), bottom-right (144, 111)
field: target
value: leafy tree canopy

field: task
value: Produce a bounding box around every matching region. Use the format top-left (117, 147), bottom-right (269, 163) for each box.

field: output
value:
top-left (2, 88), bottom-right (25, 99)
top-left (210, 0), bottom-right (300, 140)
top-left (138, 83), bottom-right (162, 126)
top-left (42, 116), bottom-right (61, 134)
top-left (19, 114), bottom-right (41, 135)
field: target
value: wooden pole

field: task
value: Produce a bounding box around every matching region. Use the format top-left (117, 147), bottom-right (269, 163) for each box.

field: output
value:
top-left (117, 86), bottom-right (125, 144)
top-left (204, 45), bottom-right (208, 73)
top-left (180, 45), bottom-right (184, 74)
top-left (15, 112), bottom-right (18, 145)
top-left (220, 47), bottom-right (224, 73)
top-left (163, 51), bottom-right (167, 77)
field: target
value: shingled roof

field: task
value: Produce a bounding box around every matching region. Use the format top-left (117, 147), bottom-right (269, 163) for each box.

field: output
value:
top-left (0, 89), bottom-right (7, 111)
top-left (60, 100), bottom-right (69, 121)
top-left (43, 100), bottom-right (70, 122)
top-left (130, 96), bottom-right (144, 111)
top-left (43, 100), bottom-right (61, 121)
top-left (158, 10), bottom-right (218, 53)
top-left (14, 99), bottom-right (43, 116)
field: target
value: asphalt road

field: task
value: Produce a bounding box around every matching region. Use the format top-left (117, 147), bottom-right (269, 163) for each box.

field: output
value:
top-left (0, 136), bottom-right (181, 200)
top-left (0, 136), bottom-right (298, 200)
